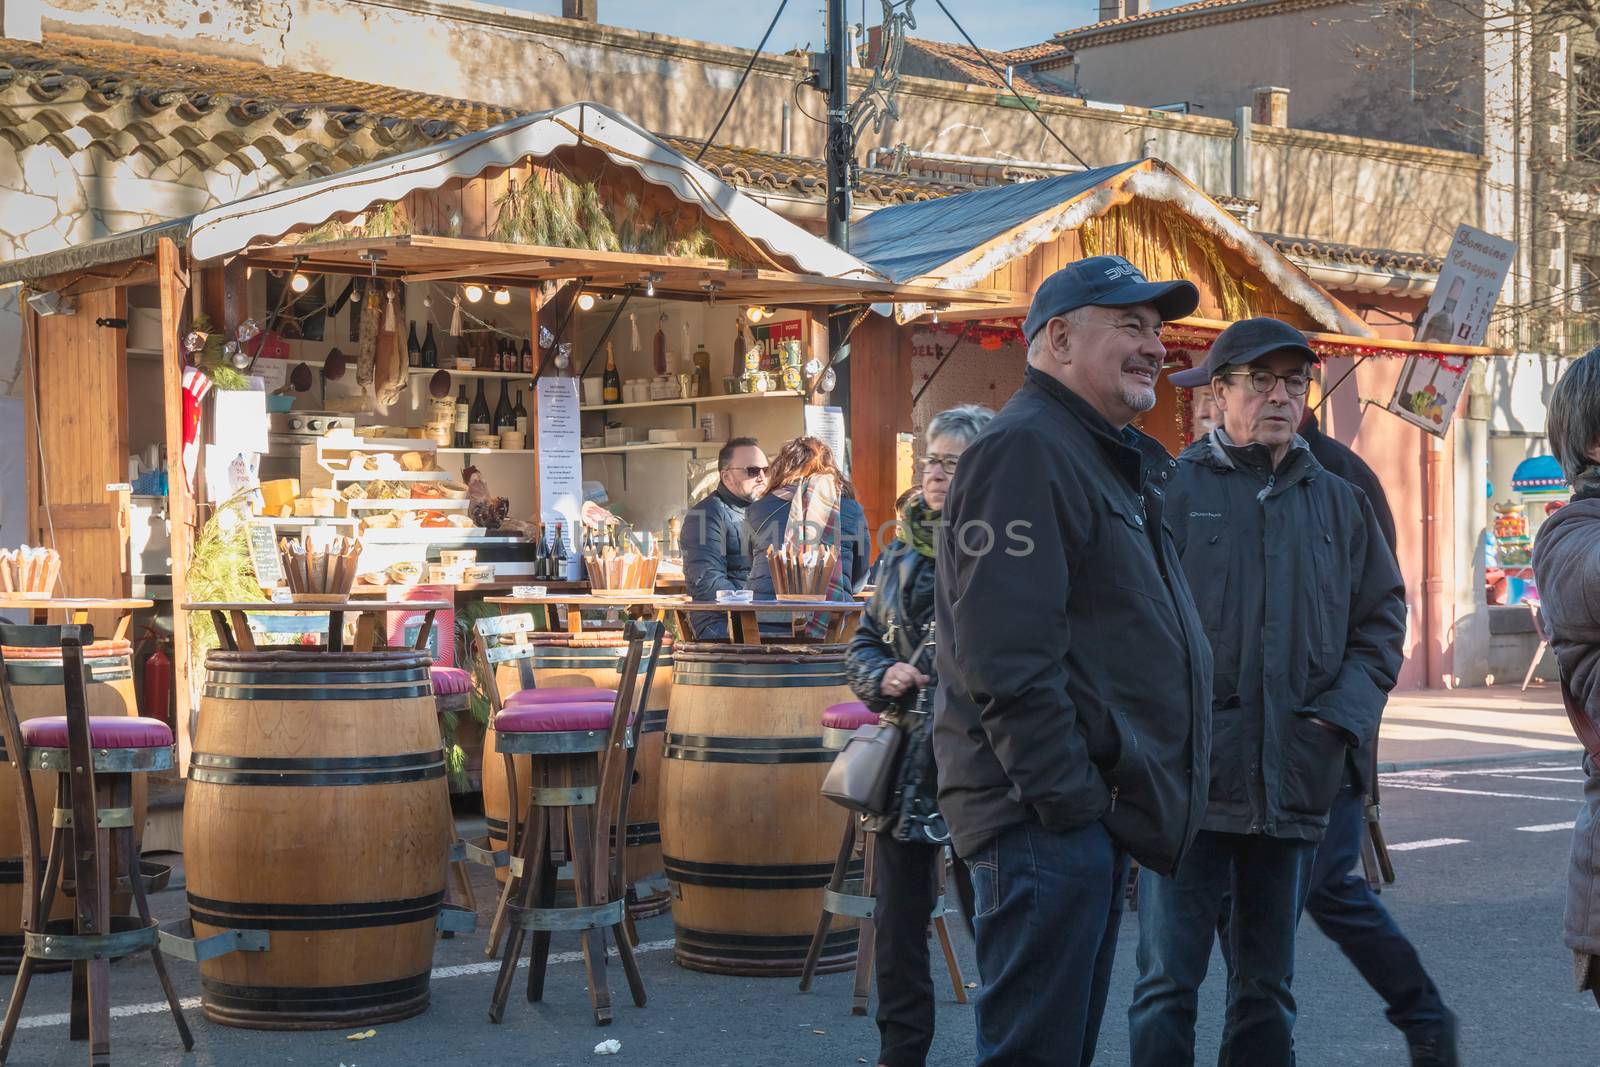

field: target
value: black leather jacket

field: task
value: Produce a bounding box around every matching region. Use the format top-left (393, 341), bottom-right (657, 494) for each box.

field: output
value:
top-left (847, 542), bottom-right (943, 840)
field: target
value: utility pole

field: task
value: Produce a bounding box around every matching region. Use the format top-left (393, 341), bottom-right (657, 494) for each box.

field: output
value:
top-left (820, 0), bottom-right (855, 438)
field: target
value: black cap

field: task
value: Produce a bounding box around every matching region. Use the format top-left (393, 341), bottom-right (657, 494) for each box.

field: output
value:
top-left (1021, 256), bottom-right (1200, 343)
top-left (1168, 316), bottom-right (1319, 388)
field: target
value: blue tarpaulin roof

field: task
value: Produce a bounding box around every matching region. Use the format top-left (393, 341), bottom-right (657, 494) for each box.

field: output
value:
top-left (848, 161), bottom-right (1141, 283)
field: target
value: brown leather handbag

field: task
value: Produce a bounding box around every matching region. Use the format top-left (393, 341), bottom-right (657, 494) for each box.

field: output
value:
top-left (820, 629), bottom-right (934, 816)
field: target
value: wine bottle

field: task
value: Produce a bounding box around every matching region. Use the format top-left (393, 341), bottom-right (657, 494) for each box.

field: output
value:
top-left (513, 390), bottom-right (529, 449)
top-left (470, 380), bottom-right (492, 440)
top-left (421, 323), bottom-right (438, 369)
top-left (603, 342), bottom-right (622, 404)
top-left (531, 524), bottom-right (548, 580)
top-left (502, 338), bottom-right (515, 373)
top-left (733, 320), bottom-right (747, 384)
top-left (692, 343), bottom-right (712, 398)
top-left (552, 521), bottom-right (570, 580)
top-left (521, 338), bottom-right (534, 375)
top-left (453, 385), bottom-right (470, 448)
top-left (407, 322), bottom-right (422, 368)
top-left (493, 381), bottom-right (514, 434)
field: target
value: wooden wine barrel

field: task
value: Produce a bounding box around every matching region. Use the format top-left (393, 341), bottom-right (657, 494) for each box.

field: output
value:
top-left (0, 641), bottom-right (146, 974)
top-left (185, 650), bottom-right (453, 1030)
top-left (483, 633), bottom-right (673, 916)
top-left (658, 643), bottom-right (856, 976)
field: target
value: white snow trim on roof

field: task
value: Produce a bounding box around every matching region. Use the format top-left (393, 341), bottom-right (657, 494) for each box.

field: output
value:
top-left (899, 164), bottom-right (1374, 337)
top-left (188, 103), bottom-right (883, 282)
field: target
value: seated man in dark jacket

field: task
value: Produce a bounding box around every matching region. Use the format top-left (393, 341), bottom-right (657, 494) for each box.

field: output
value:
top-left (1130, 318), bottom-right (1406, 1067)
top-left (682, 437), bottom-right (767, 640)
top-left (934, 257), bottom-right (1213, 1067)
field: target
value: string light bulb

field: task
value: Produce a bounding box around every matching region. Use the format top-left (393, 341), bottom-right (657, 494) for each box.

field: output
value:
top-left (745, 306), bottom-right (768, 323)
top-left (576, 292), bottom-right (596, 312)
top-left (463, 283), bottom-right (484, 304)
top-left (290, 270), bottom-right (310, 293)
top-left (492, 286), bottom-right (511, 306)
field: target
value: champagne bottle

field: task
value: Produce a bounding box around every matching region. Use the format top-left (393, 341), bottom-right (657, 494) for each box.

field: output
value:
top-left (406, 322), bottom-right (422, 368)
top-left (603, 342), bottom-right (622, 404)
top-left (421, 323), bottom-right (438, 369)
top-left (453, 385), bottom-right (470, 448)
top-left (513, 390), bottom-right (529, 449)
top-left (470, 380), bottom-right (492, 440)
top-left (493, 381), bottom-right (514, 434)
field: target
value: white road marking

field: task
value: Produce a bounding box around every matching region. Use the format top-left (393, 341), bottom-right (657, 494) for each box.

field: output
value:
top-left (1499, 775), bottom-right (1587, 784)
top-left (1518, 821), bottom-right (1578, 833)
top-left (1381, 782), bottom-right (1581, 803)
top-left (1387, 837), bottom-right (1468, 851)
top-left (13, 938), bottom-right (678, 1030)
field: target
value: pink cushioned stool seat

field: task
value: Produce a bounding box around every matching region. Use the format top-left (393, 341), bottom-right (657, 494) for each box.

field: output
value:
top-left (21, 716), bottom-right (174, 749)
top-left (494, 703), bottom-right (614, 734)
top-left (822, 702), bottom-right (879, 731)
top-left (504, 686), bottom-right (616, 707)
top-left (430, 666), bottom-right (472, 696)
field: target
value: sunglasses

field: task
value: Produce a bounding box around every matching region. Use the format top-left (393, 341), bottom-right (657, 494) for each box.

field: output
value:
top-left (724, 465), bottom-right (769, 478)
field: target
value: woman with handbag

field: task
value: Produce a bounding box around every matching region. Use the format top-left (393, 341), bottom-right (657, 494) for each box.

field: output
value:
top-left (1532, 349), bottom-right (1600, 1008)
top-left (844, 404), bottom-right (992, 1067)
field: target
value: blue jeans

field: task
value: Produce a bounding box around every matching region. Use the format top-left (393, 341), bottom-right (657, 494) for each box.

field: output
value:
top-left (966, 820), bottom-right (1127, 1067)
top-left (1128, 831), bottom-right (1317, 1067)
top-left (1305, 782), bottom-right (1450, 1040)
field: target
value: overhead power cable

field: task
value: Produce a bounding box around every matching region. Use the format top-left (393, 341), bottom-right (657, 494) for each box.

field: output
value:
top-left (696, 0), bottom-right (790, 164)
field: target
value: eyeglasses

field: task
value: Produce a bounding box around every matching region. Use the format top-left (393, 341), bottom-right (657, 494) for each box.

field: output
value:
top-left (1221, 369), bottom-right (1311, 397)
top-left (922, 454), bottom-right (960, 475)
top-left (724, 465), bottom-right (768, 478)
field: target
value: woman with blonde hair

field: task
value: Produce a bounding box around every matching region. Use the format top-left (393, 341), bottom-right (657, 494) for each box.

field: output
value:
top-left (745, 436), bottom-right (870, 636)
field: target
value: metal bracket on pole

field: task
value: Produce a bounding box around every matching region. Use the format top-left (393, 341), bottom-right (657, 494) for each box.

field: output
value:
top-left (158, 922), bottom-right (269, 963)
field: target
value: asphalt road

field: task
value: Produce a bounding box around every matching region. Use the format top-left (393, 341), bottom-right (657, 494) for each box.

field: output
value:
top-left (3, 757), bottom-right (1590, 1066)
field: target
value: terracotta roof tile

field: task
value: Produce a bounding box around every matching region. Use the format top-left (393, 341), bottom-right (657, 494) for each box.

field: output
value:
top-left (1056, 0), bottom-right (1344, 46)
top-left (1261, 232), bottom-right (1443, 274)
top-left (901, 37), bottom-right (1060, 95)
top-left (1002, 42), bottom-right (1075, 64)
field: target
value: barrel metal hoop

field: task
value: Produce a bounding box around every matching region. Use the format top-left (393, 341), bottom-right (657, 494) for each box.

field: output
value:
top-left (821, 888), bottom-right (876, 919)
top-left (188, 890), bottom-right (444, 932)
top-left (203, 684), bottom-right (435, 701)
top-left (610, 821), bottom-right (661, 846)
top-left (456, 841), bottom-right (510, 869)
top-left (508, 898), bottom-right (624, 932)
top-left (189, 750), bottom-right (445, 772)
top-left (673, 661), bottom-right (847, 688)
top-left (637, 709), bottom-right (669, 734)
top-left (186, 751), bottom-right (445, 786)
top-left (662, 732), bottom-right (832, 765)
top-left (30, 747), bottom-right (172, 774)
top-left (662, 855), bottom-right (852, 890)
top-left (28, 917), bottom-right (158, 960)
top-left (672, 923), bottom-right (857, 959)
top-left (199, 971), bottom-right (430, 1014)
top-left (158, 924), bottom-right (270, 963)
top-left (52, 806), bottom-right (133, 829)
top-left (3, 662), bottom-right (131, 686)
top-left (494, 731), bottom-right (606, 755)
top-left (203, 667), bottom-right (429, 686)
top-left (528, 785), bottom-right (596, 806)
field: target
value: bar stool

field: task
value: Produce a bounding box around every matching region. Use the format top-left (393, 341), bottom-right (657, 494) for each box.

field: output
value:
top-left (0, 624), bottom-right (191, 1066)
top-left (800, 701), bottom-right (967, 1015)
top-left (486, 621), bottom-right (659, 1027)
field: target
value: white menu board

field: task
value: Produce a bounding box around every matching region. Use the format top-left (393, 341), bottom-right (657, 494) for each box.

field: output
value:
top-left (536, 377), bottom-right (584, 580)
top-left (805, 404), bottom-right (848, 476)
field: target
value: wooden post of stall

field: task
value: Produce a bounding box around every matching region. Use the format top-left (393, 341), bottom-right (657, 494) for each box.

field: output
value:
top-left (844, 313), bottom-right (914, 540)
top-left (158, 238), bottom-right (196, 773)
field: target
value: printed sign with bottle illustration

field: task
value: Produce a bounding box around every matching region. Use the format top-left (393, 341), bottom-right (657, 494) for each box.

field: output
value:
top-left (1386, 224), bottom-right (1514, 436)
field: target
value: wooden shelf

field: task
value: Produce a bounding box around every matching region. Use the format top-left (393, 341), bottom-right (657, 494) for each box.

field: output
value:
top-left (581, 440), bottom-right (726, 456)
top-left (578, 390), bottom-right (801, 413)
top-left (408, 366), bottom-right (531, 381)
top-left (438, 447), bottom-right (535, 455)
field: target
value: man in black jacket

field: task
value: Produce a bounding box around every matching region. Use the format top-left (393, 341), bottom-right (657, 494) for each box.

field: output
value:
top-left (1296, 406), bottom-right (1459, 1065)
top-left (1129, 318), bottom-right (1406, 1066)
top-left (682, 437), bottom-right (766, 639)
top-left (934, 256), bottom-right (1213, 1067)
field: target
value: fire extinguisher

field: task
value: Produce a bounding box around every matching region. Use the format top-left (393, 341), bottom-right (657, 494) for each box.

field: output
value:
top-left (141, 626), bottom-right (172, 730)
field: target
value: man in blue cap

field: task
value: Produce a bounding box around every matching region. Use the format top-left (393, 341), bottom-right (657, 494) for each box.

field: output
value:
top-left (934, 256), bottom-right (1214, 1066)
top-left (1128, 317), bottom-right (1408, 1065)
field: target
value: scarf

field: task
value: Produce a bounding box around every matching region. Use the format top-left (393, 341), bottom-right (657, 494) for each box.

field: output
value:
top-left (1574, 465), bottom-right (1600, 503)
top-left (781, 474), bottom-right (850, 639)
top-left (898, 493), bottom-right (940, 559)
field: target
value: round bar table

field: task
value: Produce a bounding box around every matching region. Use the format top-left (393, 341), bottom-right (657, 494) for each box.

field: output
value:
top-left (179, 599), bottom-right (455, 1029)
top-left (654, 600), bottom-right (865, 976)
